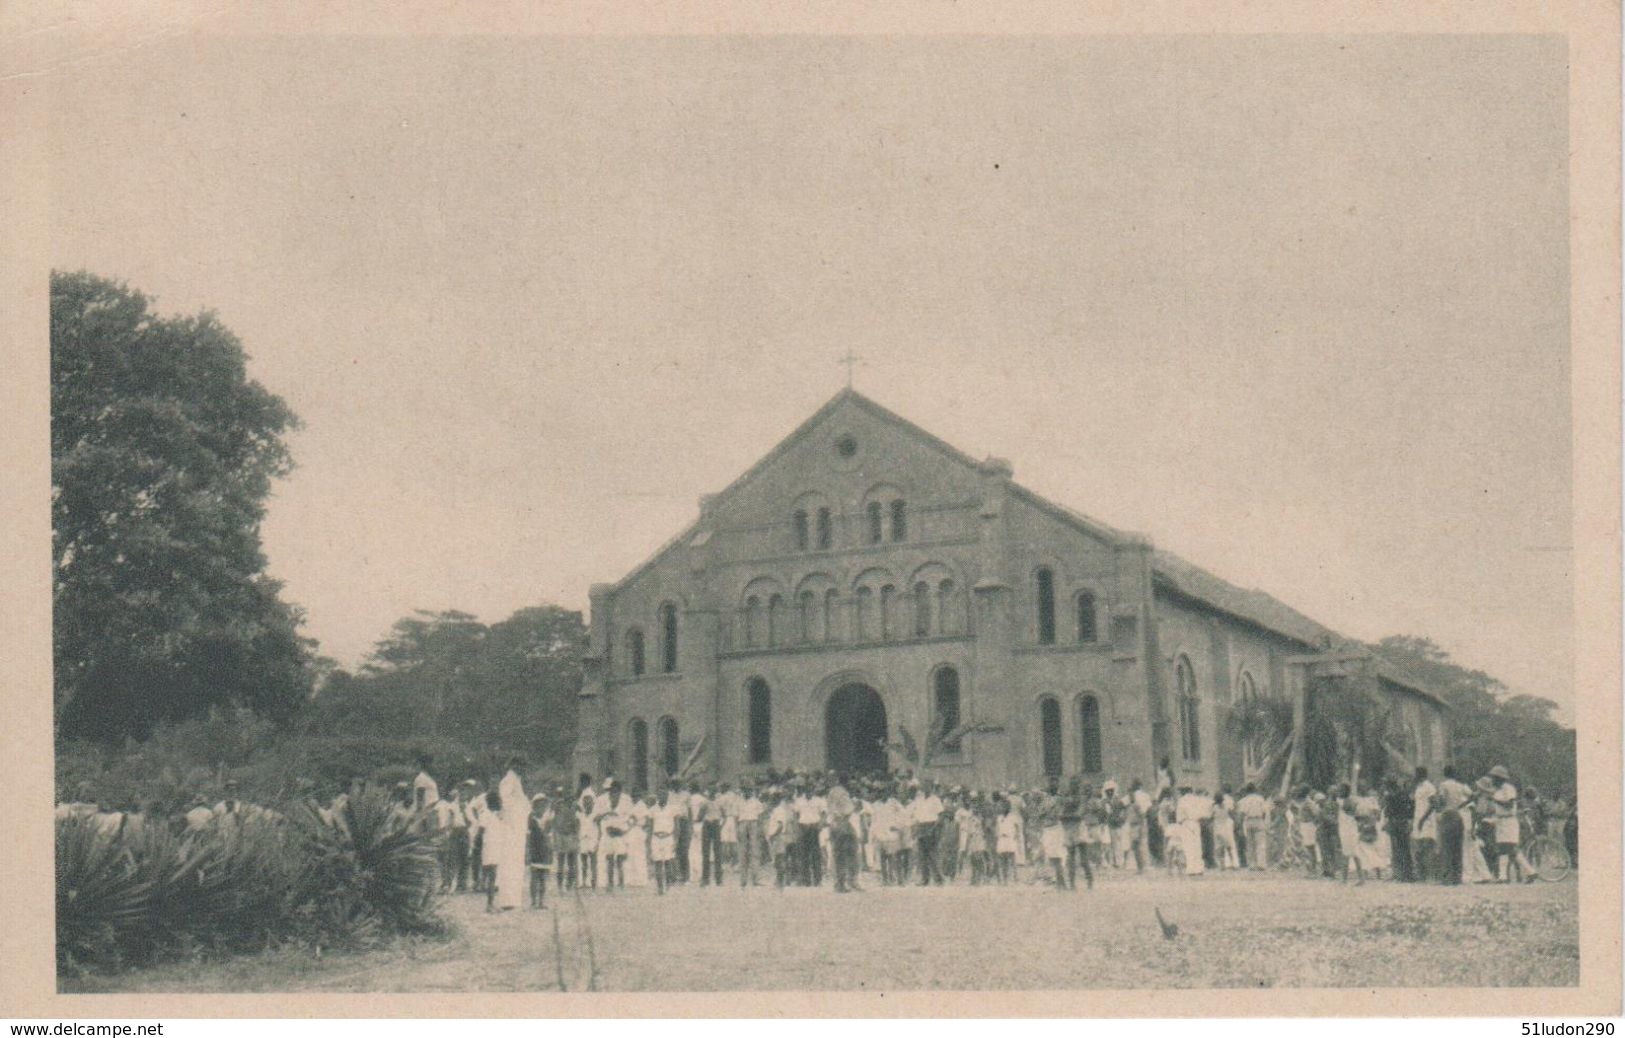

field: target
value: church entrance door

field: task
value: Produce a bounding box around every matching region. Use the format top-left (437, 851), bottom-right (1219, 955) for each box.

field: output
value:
top-left (824, 682), bottom-right (888, 776)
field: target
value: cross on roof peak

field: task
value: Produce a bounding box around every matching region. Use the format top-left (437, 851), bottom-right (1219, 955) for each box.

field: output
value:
top-left (839, 349), bottom-right (861, 388)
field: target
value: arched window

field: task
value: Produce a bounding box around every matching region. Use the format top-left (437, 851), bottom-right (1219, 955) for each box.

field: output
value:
top-left (629, 718), bottom-right (649, 793)
top-left (913, 581), bottom-right (932, 637)
top-left (1076, 591), bottom-right (1098, 643)
top-left (1237, 671), bottom-right (1260, 771)
top-left (933, 667), bottom-right (962, 755)
top-left (866, 501), bottom-right (884, 544)
top-left (747, 678), bottom-right (772, 764)
top-left (659, 717), bottom-right (680, 778)
top-left (856, 586), bottom-right (875, 641)
top-left (744, 595), bottom-right (762, 648)
top-left (626, 628), bottom-right (646, 676)
top-left (1039, 696), bottom-right (1063, 780)
top-left (890, 500), bottom-right (908, 541)
top-left (660, 603), bottom-right (679, 673)
top-left (1079, 694), bottom-right (1103, 773)
top-left (823, 589), bottom-right (839, 642)
top-left (798, 590), bottom-right (816, 643)
top-left (1035, 567), bottom-right (1056, 645)
top-left (793, 510), bottom-right (810, 551)
top-left (816, 507), bottom-right (833, 549)
top-left (938, 579), bottom-right (956, 634)
top-left (767, 594), bottom-right (785, 646)
top-left (879, 584), bottom-right (895, 640)
top-left (1176, 655), bottom-right (1201, 762)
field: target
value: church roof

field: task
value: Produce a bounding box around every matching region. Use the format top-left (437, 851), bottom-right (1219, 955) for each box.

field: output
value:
top-left (606, 387), bottom-right (1442, 707)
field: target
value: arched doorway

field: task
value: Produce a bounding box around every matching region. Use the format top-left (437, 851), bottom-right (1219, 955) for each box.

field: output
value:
top-left (824, 682), bottom-right (888, 775)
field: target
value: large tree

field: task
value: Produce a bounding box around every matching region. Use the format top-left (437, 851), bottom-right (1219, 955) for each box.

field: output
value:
top-left (1372, 635), bottom-right (1577, 795)
top-left (52, 271), bottom-right (314, 740)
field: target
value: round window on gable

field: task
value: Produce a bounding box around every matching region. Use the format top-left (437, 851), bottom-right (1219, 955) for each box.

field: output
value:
top-left (835, 434), bottom-right (858, 459)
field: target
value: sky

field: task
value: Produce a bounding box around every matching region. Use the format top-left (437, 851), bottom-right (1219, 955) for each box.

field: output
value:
top-left (45, 35), bottom-right (1573, 717)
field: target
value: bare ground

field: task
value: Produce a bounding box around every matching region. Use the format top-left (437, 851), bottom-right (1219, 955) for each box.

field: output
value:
top-left (63, 869), bottom-right (1579, 992)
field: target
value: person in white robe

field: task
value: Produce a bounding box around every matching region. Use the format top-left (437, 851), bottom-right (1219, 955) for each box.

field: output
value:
top-left (623, 794), bottom-right (649, 887)
top-left (488, 770), bottom-right (529, 911)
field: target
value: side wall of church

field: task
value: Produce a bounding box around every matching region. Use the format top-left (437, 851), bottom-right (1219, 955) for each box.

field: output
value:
top-left (1152, 594), bottom-right (1307, 793)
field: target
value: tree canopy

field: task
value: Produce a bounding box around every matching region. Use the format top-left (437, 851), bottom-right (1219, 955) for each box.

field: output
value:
top-left (1373, 635), bottom-right (1576, 795)
top-left (52, 270), bottom-right (314, 740)
top-left (308, 606), bottom-right (586, 766)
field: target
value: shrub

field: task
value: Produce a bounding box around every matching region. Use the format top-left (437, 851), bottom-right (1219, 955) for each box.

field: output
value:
top-left (291, 787), bottom-right (443, 941)
top-left (56, 790), bottom-right (446, 975)
top-left (56, 815), bottom-right (153, 971)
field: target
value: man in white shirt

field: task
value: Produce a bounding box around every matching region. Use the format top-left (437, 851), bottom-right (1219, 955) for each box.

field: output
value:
top-left (912, 781), bottom-right (946, 886)
top-left (1175, 787), bottom-right (1206, 876)
top-left (691, 784), bottom-right (723, 886)
top-left (1237, 784), bottom-right (1270, 870)
top-left (1412, 767), bottom-right (1438, 882)
top-left (647, 788), bottom-right (683, 894)
top-left (735, 785), bottom-right (765, 887)
top-left (669, 783), bottom-right (693, 884)
top-left (413, 770), bottom-right (440, 812)
top-left (465, 784), bottom-right (491, 892)
top-left (435, 785), bottom-right (469, 892)
top-left (793, 782), bottom-right (827, 886)
top-left (1488, 765), bottom-right (1534, 883)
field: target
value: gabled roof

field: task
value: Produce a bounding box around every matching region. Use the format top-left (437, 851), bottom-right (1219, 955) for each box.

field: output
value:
top-left (602, 388), bottom-right (1443, 707)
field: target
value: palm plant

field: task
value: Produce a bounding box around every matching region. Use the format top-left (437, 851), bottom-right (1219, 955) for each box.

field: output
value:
top-left (1227, 693), bottom-right (1297, 791)
top-left (56, 815), bottom-right (153, 969)
top-left (290, 786), bottom-right (442, 940)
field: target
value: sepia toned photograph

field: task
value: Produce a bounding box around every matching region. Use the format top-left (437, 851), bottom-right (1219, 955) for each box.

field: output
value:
top-left (7, 6), bottom-right (1619, 1017)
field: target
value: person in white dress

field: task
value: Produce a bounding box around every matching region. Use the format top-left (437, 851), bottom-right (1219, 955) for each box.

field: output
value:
top-left (623, 793), bottom-right (649, 887)
top-left (488, 770), bottom-right (530, 911)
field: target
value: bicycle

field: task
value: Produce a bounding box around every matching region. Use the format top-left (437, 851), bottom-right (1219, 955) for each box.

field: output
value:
top-left (1521, 831), bottom-right (1571, 882)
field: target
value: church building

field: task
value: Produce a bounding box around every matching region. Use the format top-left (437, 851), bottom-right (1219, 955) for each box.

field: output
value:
top-left (571, 389), bottom-right (1447, 791)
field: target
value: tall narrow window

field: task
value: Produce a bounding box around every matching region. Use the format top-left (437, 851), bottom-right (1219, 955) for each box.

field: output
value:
top-left (1079, 694), bottom-right (1103, 773)
top-left (867, 501), bottom-right (884, 544)
top-left (659, 717), bottom-right (680, 778)
top-left (913, 581), bottom-right (931, 637)
top-left (816, 507), bottom-right (833, 549)
top-left (1238, 671), bottom-right (1260, 771)
top-left (798, 590), bottom-right (815, 643)
top-left (890, 500), bottom-right (908, 541)
top-left (1035, 567), bottom-right (1056, 645)
top-left (747, 679), bottom-right (772, 764)
top-left (744, 596), bottom-right (761, 648)
top-left (938, 579), bottom-right (956, 634)
top-left (768, 594), bottom-right (784, 646)
top-left (629, 718), bottom-right (649, 792)
top-left (823, 589), bottom-right (838, 642)
top-left (1076, 591), bottom-right (1098, 643)
top-left (880, 585), bottom-right (896, 640)
top-left (1039, 696), bottom-right (1063, 780)
top-left (793, 510), bottom-right (810, 550)
top-left (1176, 655), bottom-right (1201, 762)
top-left (933, 667), bottom-right (962, 754)
top-left (626, 628), bottom-right (646, 676)
top-left (660, 603), bottom-right (678, 673)
top-left (856, 586), bottom-right (874, 641)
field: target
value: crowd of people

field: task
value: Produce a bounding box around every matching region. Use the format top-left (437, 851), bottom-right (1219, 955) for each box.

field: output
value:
top-left (384, 758), bottom-right (1578, 912)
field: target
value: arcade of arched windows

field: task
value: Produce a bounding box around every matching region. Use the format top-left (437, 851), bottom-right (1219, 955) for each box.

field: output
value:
top-left (726, 564), bottom-right (968, 651)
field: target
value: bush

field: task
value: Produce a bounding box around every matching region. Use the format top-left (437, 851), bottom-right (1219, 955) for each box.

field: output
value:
top-left (56, 788), bottom-right (446, 975)
top-left (291, 787), bottom-right (443, 941)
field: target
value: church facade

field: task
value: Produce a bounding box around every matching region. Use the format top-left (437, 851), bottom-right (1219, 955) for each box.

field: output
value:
top-left (572, 389), bottom-right (1447, 792)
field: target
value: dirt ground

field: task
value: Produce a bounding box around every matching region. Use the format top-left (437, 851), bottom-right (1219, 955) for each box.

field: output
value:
top-left (64, 868), bottom-right (1579, 993)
